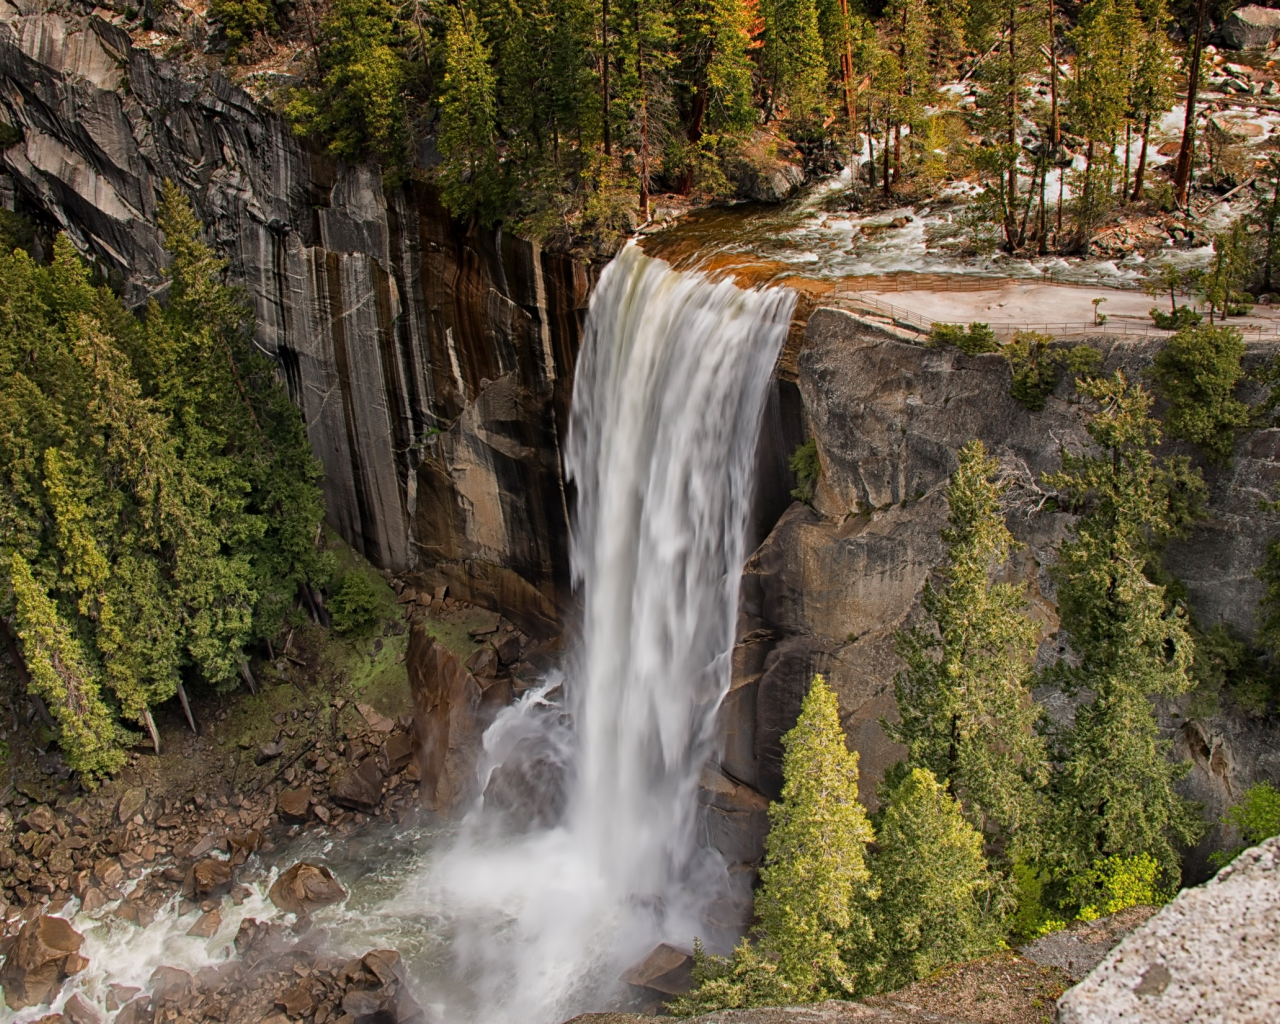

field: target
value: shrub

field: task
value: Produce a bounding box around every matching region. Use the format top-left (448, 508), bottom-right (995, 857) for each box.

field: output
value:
top-left (1152, 323), bottom-right (1250, 464)
top-left (932, 321), bottom-right (999, 355)
top-left (1074, 853), bottom-right (1172, 921)
top-left (1209, 782), bottom-right (1280, 869)
top-left (789, 438), bottom-right (820, 503)
top-left (1149, 306), bottom-right (1202, 331)
top-left (328, 569), bottom-right (381, 634)
top-left (1004, 332), bottom-right (1101, 411)
top-left (211, 0), bottom-right (276, 48)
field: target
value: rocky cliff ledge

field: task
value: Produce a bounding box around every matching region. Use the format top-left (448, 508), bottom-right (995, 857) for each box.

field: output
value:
top-left (0, 1), bottom-right (595, 634)
top-left (712, 309), bottom-right (1280, 881)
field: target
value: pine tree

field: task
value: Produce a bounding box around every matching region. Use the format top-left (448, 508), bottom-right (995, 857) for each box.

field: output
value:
top-left (671, 674), bottom-right (874, 1011)
top-left (10, 553), bottom-right (125, 782)
top-left (889, 440), bottom-right (1047, 852)
top-left (1127, 0), bottom-right (1176, 201)
top-left (1152, 323), bottom-right (1250, 464)
top-left (438, 4), bottom-right (505, 223)
top-left (759, 0), bottom-right (827, 122)
top-left (1042, 372), bottom-right (1206, 892)
top-left (847, 768), bottom-right (1008, 993)
top-left (756, 673), bottom-right (875, 995)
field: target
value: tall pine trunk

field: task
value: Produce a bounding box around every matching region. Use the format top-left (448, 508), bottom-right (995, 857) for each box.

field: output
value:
top-left (1005, 12), bottom-right (1019, 250)
top-left (1131, 112), bottom-right (1151, 201)
top-left (602, 0), bottom-right (611, 156)
top-left (1174, 0), bottom-right (1208, 204)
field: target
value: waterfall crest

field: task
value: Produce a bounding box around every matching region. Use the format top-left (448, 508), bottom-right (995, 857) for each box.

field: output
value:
top-left (401, 244), bottom-right (795, 1024)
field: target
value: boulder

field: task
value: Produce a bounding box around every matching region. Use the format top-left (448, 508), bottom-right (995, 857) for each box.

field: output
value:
top-left (183, 858), bottom-right (233, 899)
top-left (382, 733), bottom-right (414, 773)
top-left (186, 909), bottom-right (221, 938)
top-left (62, 1000), bottom-right (102, 1024)
top-left (276, 981), bottom-right (317, 1016)
top-left (409, 628), bottom-right (486, 815)
top-left (1022, 905), bottom-right (1157, 981)
top-left (331, 759), bottom-right (385, 812)
top-left (278, 787), bottom-right (312, 821)
top-left (148, 966), bottom-right (193, 1004)
top-left (481, 734), bottom-right (570, 832)
top-left (255, 741), bottom-right (285, 765)
top-left (620, 943), bottom-right (694, 996)
top-left (1221, 4), bottom-right (1280, 49)
top-left (1057, 836), bottom-right (1280, 1022)
top-left (0, 915), bottom-right (85, 1009)
top-left (696, 765), bottom-right (770, 866)
top-left (113, 998), bottom-right (152, 1024)
top-left (20, 805), bottom-right (56, 834)
top-left (117, 787), bottom-right (146, 824)
top-left (268, 862), bottom-right (347, 916)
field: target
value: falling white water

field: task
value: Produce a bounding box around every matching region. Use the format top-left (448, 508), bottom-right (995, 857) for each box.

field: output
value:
top-left (386, 242), bottom-right (795, 1024)
top-left (0, 244), bottom-right (794, 1024)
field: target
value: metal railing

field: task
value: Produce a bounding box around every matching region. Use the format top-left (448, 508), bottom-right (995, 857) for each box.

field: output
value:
top-left (826, 291), bottom-right (1280, 342)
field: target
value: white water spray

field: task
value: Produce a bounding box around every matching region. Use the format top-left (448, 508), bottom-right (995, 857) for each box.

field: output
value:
top-left (395, 243), bottom-right (795, 1023)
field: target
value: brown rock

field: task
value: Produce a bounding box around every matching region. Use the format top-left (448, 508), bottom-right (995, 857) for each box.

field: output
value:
top-left (114, 997), bottom-right (152, 1024)
top-left (409, 629), bottom-right (486, 816)
top-left (80, 888), bottom-right (106, 914)
top-left (148, 966), bottom-right (193, 1003)
top-left (106, 984), bottom-right (140, 1011)
top-left (277, 982), bottom-right (317, 1017)
top-left (64, 953), bottom-right (89, 975)
top-left (117, 788), bottom-right (147, 824)
top-left (620, 943), bottom-right (694, 995)
top-left (357, 704), bottom-right (396, 733)
top-left (186, 909), bottom-right (221, 938)
top-left (494, 634), bottom-right (522, 666)
top-left (20, 806), bottom-right (57, 834)
top-left (256, 741), bottom-right (285, 765)
top-left (183, 858), bottom-right (233, 899)
top-left (382, 734), bottom-right (414, 773)
top-left (63, 993), bottom-right (102, 1024)
top-left (92, 858), bottom-right (124, 889)
top-left (278, 788), bottom-right (313, 821)
top-left (331, 760), bottom-right (384, 812)
top-left (464, 645), bottom-right (499, 678)
top-left (268, 863), bottom-right (347, 915)
top-left (0, 914), bottom-right (85, 1009)
top-left (341, 989), bottom-right (386, 1019)
top-left (227, 830), bottom-right (261, 864)
top-left (361, 950), bottom-right (401, 986)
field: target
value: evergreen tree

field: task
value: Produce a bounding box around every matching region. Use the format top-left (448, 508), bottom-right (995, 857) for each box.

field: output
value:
top-left (285, 0), bottom-right (409, 164)
top-left (1042, 372), bottom-right (1205, 892)
top-left (847, 768), bottom-right (1008, 993)
top-left (0, 190), bottom-right (327, 781)
top-left (671, 674), bottom-right (874, 1011)
top-left (889, 439), bottom-right (1047, 852)
top-left (1152, 323), bottom-right (1249, 464)
top-left (1127, 0), bottom-right (1176, 201)
top-left (438, 4), bottom-right (505, 223)
top-left (760, 0), bottom-right (827, 122)
top-left (755, 673), bottom-right (875, 996)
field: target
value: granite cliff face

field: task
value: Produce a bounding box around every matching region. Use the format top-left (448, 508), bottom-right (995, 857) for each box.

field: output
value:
top-left (0, 1), bottom-right (595, 634)
top-left (715, 309), bottom-right (1280, 879)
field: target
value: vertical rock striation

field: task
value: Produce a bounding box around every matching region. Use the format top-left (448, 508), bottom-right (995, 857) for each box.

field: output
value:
top-left (0, 3), bottom-right (597, 630)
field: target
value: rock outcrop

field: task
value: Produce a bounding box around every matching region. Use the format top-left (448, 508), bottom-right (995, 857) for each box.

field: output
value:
top-left (722, 308), bottom-right (1280, 865)
top-left (1056, 836), bottom-right (1280, 1023)
top-left (1219, 4), bottom-right (1280, 49)
top-left (0, 3), bottom-right (594, 631)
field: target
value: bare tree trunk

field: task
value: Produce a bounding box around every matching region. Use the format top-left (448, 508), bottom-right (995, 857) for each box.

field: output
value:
top-left (1174, 0), bottom-right (1208, 204)
top-left (177, 681), bottom-right (198, 735)
top-left (602, 0), bottom-right (611, 156)
top-left (1005, 12), bottom-right (1019, 249)
top-left (868, 109), bottom-right (878, 189)
top-left (1123, 123), bottom-right (1132, 200)
top-left (1047, 0), bottom-right (1060, 150)
top-left (142, 707), bottom-right (161, 755)
top-left (238, 657), bottom-right (259, 696)
top-left (1132, 112), bottom-right (1151, 201)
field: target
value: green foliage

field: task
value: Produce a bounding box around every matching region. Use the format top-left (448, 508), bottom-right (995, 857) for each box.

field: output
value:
top-left (755, 673), bottom-right (875, 996)
top-left (285, 0), bottom-right (409, 165)
top-left (1004, 332), bottom-right (1101, 411)
top-left (211, 0), bottom-right (276, 49)
top-left (1152, 323), bottom-right (1249, 464)
top-left (1074, 853), bottom-right (1171, 920)
top-left (847, 768), bottom-right (1009, 994)
top-left (1006, 859), bottom-right (1065, 943)
top-left (1188, 621), bottom-right (1272, 718)
top-left (0, 186), bottom-right (327, 782)
top-left (1041, 372), bottom-right (1206, 887)
top-left (931, 321), bottom-right (998, 355)
top-left (0, 209), bottom-right (33, 257)
top-left (1198, 222), bottom-right (1254, 323)
top-left (889, 440), bottom-right (1046, 851)
top-left (437, 5), bottom-right (505, 224)
top-left (0, 122), bottom-right (20, 147)
top-left (329, 569), bottom-right (380, 634)
top-left (1209, 782), bottom-right (1280, 869)
top-left (789, 438), bottom-right (820, 503)
top-left (759, 0), bottom-right (827, 121)
top-left (676, 675), bottom-right (874, 1010)
top-left (665, 938), bottom-right (799, 1015)
top-left (1149, 306), bottom-right (1201, 331)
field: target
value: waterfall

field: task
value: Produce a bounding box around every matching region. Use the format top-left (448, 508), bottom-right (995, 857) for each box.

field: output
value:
top-left (398, 244), bottom-right (795, 1024)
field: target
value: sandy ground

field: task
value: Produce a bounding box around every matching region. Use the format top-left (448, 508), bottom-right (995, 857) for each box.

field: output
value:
top-left (855, 281), bottom-right (1280, 335)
